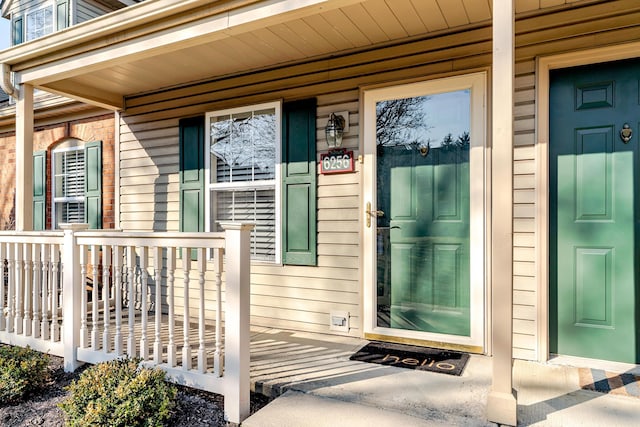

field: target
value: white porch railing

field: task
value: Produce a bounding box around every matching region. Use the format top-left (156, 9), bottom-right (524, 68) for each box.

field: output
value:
top-left (0, 222), bottom-right (253, 424)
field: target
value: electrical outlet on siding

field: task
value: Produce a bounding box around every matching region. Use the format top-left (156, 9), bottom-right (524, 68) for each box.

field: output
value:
top-left (329, 310), bottom-right (349, 333)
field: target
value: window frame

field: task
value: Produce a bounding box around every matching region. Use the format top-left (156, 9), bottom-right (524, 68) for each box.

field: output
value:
top-left (204, 101), bottom-right (282, 264)
top-left (51, 144), bottom-right (86, 229)
top-left (24, 3), bottom-right (54, 42)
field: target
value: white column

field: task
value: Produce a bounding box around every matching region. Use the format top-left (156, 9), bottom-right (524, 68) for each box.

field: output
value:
top-left (487, 0), bottom-right (517, 426)
top-left (220, 222), bottom-right (253, 425)
top-left (16, 83), bottom-right (34, 231)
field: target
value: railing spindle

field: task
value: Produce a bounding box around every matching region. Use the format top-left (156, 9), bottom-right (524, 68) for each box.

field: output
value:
top-left (102, 245), bottom-right (112, 352)
top-left (31, 244), bottom-right (41, 338)
top-left (214, 248), bottom-right (223, 376)
top-left (40, 244), bottom-right (49, 341)
top-left (153, 246), bottom-right (162, 364)
top-left (181, 247), bottom-right (191, 370)
top-left (50, 245), bottom-right (60, 342)
top-left (14, 243), bottom-right (23, 335)
top-left (80, 245), bottom-right (88, 348)
top-left (22, 243), bottom-right (31, 336)
top-left (167, 247), bottom-right (176, 367)
top-left (114, 245), bottom-right (123, 356)
top-left (91, 245), bottom-right (100, 350)
top-left (7, 243), bottom-right (15, 333)
top-left (0, 243), bottom-right (6, 331)
top-left (197, 247), bottom-right (206, 373)
top-left (139, 246), bottom-right (149, 360)
top-left (127, 245), bottom-right (136, 357)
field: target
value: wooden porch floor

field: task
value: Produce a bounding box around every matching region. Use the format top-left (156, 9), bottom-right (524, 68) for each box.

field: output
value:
top-left (73, 311), bottom-right (368, 398)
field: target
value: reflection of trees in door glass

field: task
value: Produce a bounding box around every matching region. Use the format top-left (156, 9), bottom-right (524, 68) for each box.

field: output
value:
top-left (376, 90), bottom-right (470, 152)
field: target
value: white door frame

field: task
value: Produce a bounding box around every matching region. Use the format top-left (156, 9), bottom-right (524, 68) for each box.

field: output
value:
top-left (536, 41), bottom-right (640, 362)
top-left (362, 72), bottom-right (488, 351)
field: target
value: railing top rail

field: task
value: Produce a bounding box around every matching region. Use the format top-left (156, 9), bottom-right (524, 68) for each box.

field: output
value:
top-left (75, 231), bottom-right (226, 249)
top-left (0, 231), bottom-right (64, 244)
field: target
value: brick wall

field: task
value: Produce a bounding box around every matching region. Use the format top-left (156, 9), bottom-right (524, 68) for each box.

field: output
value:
top-left (0, 113), bottom-right (116, 230)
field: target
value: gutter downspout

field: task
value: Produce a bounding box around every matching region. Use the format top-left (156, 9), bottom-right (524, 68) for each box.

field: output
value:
top-left (0, 63), bottom-right (19, 99)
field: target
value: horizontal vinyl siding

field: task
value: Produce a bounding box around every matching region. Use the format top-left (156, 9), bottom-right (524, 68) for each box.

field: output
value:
top-left (512, 59), bottom-right (537, 361)
top-left (119, 118), bottom-right (180, 232)
top-left (252, 91), bottom-right (361, 335)
top-left (7, 0), bottom-right (43, 16)
top-left (75, 0), bottom-right (110, 23)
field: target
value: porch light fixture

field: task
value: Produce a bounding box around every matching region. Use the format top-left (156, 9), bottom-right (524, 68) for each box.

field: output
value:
top-left (325, 113), bottom-right (346, 148)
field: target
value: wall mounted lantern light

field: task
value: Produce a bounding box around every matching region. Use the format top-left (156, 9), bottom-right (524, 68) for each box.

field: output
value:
top-left (325, 112), bottom-right (346, 148)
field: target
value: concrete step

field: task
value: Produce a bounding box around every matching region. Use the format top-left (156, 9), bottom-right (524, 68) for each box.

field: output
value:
top-left (242, 390), bottom-right (491, 427)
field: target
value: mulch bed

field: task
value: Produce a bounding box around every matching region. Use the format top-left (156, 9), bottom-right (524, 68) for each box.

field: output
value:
top-left (0, 346), bottom-right (271, 426)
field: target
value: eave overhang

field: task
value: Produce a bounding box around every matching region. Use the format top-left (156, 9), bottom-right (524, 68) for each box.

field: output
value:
top-left (0, 0), bottom-right (367, 111)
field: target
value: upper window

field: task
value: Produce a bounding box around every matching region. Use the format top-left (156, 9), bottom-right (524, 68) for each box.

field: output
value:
top-left (26, 6), bottom-right (53, 41)
top-left (12, 1), bottom-right (69, 45)
top-left (205, 102), bottom-right (281, 262)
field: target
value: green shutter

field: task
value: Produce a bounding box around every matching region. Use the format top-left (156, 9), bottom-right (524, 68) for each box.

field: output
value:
top-left (84, 141), bottom-right (102, 229)
top-left (56, 0), bottom-right (69, 30)
top-left (282, 98), bottom-right (317, 265)
top-left (179, 116), bottom-right (205, 233)
top-left (33, 150), bottom-right (47, 231)
top-left (12, 16), bottom-right (23, 45)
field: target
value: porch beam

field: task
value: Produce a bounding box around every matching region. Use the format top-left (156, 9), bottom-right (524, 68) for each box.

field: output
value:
top-left (487, 0), bottom-right (517, 426)
top-left (15, 83), bottom-right (34, 232)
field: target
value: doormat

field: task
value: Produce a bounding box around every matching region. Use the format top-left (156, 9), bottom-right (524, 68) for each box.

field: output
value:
top-left (578, 368), bottom-right (640, 398)
top-left (349, 341), bottom-right (469, 376)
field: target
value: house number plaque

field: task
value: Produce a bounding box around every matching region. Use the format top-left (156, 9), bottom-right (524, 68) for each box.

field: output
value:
top-left (320, 149), bottom-right (355, 174)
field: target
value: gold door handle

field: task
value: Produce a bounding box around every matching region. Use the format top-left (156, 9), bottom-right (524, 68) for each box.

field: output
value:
top-left (366, 202), bottom-right (385, 228)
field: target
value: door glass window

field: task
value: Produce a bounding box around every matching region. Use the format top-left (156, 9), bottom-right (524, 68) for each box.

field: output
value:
top-left (376, 90), bottom-right (472, 336)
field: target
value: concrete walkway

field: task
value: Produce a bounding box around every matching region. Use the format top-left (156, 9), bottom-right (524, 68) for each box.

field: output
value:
top-left (244, 329), bottom-right (640, 426)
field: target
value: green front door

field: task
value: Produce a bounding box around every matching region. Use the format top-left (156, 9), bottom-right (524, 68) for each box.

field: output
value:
top-left (550, 59), bottom-right (640, 363)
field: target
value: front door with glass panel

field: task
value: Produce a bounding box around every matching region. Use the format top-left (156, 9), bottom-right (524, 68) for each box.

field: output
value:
top-left (363, 73), bottom-right (486, 349)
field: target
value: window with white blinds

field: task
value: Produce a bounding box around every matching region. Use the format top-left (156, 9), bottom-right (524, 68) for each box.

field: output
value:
top-left (206, 102), bottom-right (281, 262)
top-left (53, 147), bottom-right (85, 228)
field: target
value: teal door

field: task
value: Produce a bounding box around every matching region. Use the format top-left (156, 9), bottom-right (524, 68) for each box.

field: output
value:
top-left (375, 90), bottom-right (472, 337)
top-left (550, 59), bottom-right (640, 363)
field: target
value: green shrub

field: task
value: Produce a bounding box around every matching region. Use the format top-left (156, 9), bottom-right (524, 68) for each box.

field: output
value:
top-left (0, 345), bottom-right (51, 404)
top-left (59, 358), bottom-right (177, 427)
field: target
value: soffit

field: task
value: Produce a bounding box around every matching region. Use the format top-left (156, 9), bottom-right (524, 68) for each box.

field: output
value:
top-left (0, 0), bottom-right (592, 110)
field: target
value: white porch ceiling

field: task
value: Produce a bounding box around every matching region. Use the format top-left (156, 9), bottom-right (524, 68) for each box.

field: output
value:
top-left (0, 0), bottom-right (584, 110)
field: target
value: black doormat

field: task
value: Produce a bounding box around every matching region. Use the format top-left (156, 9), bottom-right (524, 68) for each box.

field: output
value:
top-left (349, 341), bottom-right (469, 376)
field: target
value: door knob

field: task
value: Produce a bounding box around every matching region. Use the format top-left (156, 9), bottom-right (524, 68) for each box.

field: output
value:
top-left (366, 202), bottom-right (384, 228)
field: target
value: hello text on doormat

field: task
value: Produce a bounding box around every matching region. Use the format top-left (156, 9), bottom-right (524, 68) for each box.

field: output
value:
top-left (349, 341), bottom-right (469, 376)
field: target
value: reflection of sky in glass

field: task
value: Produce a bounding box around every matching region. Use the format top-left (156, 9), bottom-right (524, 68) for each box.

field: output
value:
top-left (425, 90), bottom-right (470, 146)
top-left (376, 89), bottom-right (470, 149)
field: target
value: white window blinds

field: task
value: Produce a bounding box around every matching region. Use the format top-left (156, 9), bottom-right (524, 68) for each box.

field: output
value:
top-left (53, 148), bottom-right (85, 227)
